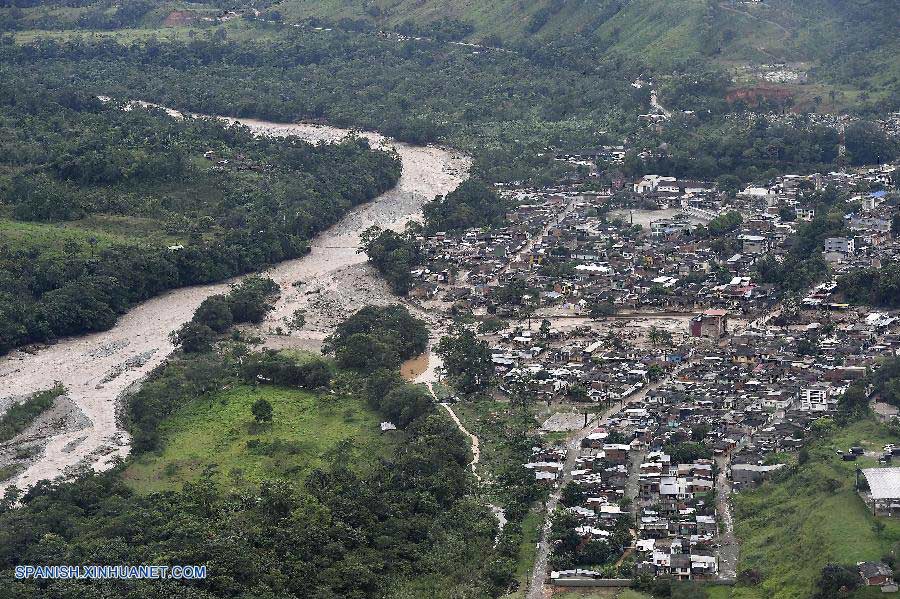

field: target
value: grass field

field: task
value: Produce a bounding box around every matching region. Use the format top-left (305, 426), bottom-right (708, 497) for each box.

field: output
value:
top-left (500, 508), bottom-right (543, 599)
top-left (124, 384), bottom-right (396, 493)
top-left (730, 418), bottom-right (900, 599)
top-left (0, 215), bottom-right (180, 257)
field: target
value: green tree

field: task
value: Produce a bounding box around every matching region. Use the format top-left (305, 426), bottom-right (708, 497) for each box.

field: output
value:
top-left (437, 327), bottom-right (493, 394)
top-left (194, 294), bottom-right (234, 333)
top-left (251, 398), bottom-right (273, 423)
top-left (170, 321), bottom-right (216, 353)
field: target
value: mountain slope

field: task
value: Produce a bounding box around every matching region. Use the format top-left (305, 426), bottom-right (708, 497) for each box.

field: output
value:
top-left (277, 0), bottom-right (899, 94)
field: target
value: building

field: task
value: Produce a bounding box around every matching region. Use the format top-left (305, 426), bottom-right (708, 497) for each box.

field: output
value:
top-left (861, 467), bottom-right (900, 516)
top-left (731, 463), bottom-right (786, 489)
top-left (823, 237), bottom-right (855, 255)
top-left (738, 234), bottom-right (768, 255)
top-left (690, 310), bottom-right (728, 339)
top-left (634, 175), bottom-right (677, 194)
top-left (798, 384), bottom-right (835, 412)
top-left (858, 561), bottom-right (897, 590)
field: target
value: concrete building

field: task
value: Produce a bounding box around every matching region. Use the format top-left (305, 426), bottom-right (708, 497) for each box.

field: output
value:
top-left (690, 310), bottom-right (728, 339)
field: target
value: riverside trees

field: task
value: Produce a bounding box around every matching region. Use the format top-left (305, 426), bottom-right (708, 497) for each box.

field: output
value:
top-left (0, 72), bottom-right (401, 355)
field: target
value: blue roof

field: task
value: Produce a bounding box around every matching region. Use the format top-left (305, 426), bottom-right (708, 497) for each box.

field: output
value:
top-left (871, 191), bottom-right (887, 198)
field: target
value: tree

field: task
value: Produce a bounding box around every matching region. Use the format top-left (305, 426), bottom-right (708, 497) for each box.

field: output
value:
top-left (589, 300), bottom-right (617, 318)
top-left (437, 327), bottom-right (493, 394)
top-left (423, 179), bottom-right (506, 233)
top-left (648, 326), bottom-right (672, 347)
top-left (845, 122), bottom-right (897, 166)
top-left (663, 442), bottom-right (712, 464)
top-left (837, 384), bottom-right (869, 422)
top-left (539, 319), bottom-right (551, 339)
top-left (813, 564), bottom-right (860, 599)
top-left (326, 305), bottom-right (428, 364)
top-left (361, 226), bottom-right (421, 295)
top-left (251, 398), bottom-right (273, 423)
top-left (568, 383), bottom-right (589, 402)
top-left (170, 321), bottom-right (216, 353)
top-left (335, 332), bottom-right (400, 371)
top-left (380, 384), bottom-right (434, 428)
top-left (716, 174), bottom-right (741, 197)
top-left (560, 481), bottom-right (587, 507)
top-left (228, 276), bottom-right (279, 324)
top-left (194, 294), bottom-right (233, 333)
top-left (778, 205), bottom-right (797, 221)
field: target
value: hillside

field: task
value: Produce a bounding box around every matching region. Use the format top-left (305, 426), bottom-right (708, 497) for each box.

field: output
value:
top-left (276, 0), bottom-right (899, 100)
top-left (2, 1), bottom-right (897, 107)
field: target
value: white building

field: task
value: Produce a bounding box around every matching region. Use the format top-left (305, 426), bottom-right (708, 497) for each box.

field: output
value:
top-left (823, 237), bottom-right (855, 254)
top-left (634, 175), bottom-right (677, 194)
top-left (799, 384), bottom-right (836, 412)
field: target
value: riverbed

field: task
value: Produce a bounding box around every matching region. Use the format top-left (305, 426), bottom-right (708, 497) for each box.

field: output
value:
top-left (0, 110), bottom-right (469, 492)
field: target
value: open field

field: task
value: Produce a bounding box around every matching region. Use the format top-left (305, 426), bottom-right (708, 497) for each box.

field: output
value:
top-left (0, 215), bottom-right (180, 257)
top-left (123, 384), bottom-right (395, 493)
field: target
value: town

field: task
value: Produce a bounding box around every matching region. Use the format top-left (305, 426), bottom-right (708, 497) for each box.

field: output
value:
top-left (400, 151), bottom-right (900, 592)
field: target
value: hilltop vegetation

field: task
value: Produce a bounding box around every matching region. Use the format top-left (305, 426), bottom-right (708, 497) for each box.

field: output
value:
top-left (2, 0), bottom-right (897, 110)
top-left (275, 0), bottom-right (899, 97)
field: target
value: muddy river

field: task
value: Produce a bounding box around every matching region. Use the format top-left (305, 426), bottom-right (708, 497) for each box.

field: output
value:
top-left (0, 109), bottom-right (469, 493)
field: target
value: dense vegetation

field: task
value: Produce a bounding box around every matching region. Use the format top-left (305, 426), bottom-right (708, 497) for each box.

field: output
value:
top-left (0, 13), bottom-right (892, 202)
top-left (171, 276), bottom-right (280, 353)
top-left (754, 188), bottom-right (850, 293)
top-left (0, 69), bottom-right (400, 355)
top-left (629, 116), bottom-right (843, 183)
top-left (0, 302), bottom-right (515, 598)
top-left (732, 418), bottom-right (900, 599)
top-left (437, 326), bottom-right (494, 395)
top-left (324, 304), bottom-right (428, 371)
top-left (361, 225), bottom-right (422, 295)
top-left (839, 262), bottom-right (900, 308)
top-left (423, 179), bottom-right (506, 234)
top-left (0, 30), bottom-right (648, 182)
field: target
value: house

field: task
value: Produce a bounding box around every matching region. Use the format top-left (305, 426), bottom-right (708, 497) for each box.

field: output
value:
top-left (798, 384), bottom-right (836, 412)
top-left (823, 236), bottom-right (855, 259)
top-left (858, 561), bottom-right (896, 590)
top-left (738, 234), bottom-right (768, 255)
top-left (731, 463), bottom-right (785, 489)
top-left (634, 175), bottom-right (677, 194)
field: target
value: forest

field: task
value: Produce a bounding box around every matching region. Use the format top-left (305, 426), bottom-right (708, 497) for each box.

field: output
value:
top-left (0, 68), bottom-right (401, 354)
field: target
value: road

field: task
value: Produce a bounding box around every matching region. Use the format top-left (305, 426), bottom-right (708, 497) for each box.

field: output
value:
top-left (439, 400), bottom-right (482, 481)
top-left (715, 455), bottom-right (739, 581)
top-left (650, 90), bottom-right (672, 118)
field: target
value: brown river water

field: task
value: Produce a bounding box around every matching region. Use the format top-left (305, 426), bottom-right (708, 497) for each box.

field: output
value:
top-left (0, 108), bottom-right (469, 493)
